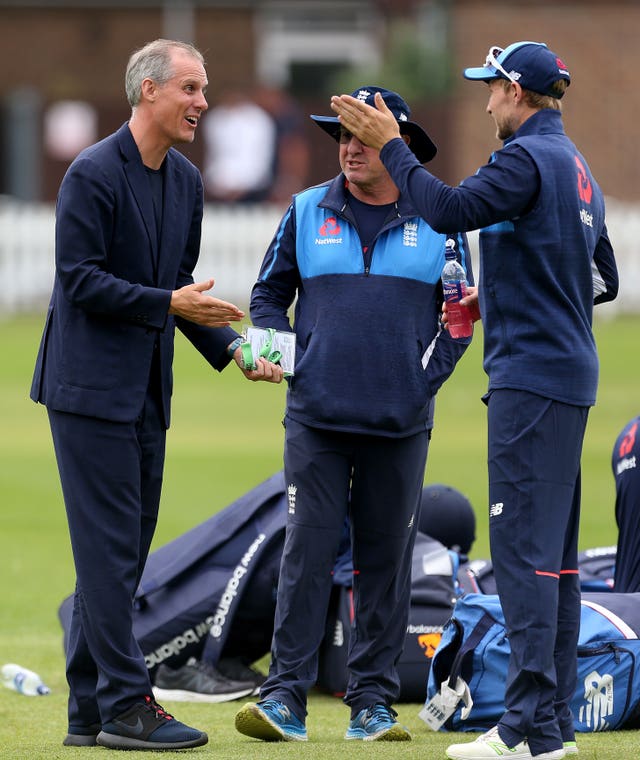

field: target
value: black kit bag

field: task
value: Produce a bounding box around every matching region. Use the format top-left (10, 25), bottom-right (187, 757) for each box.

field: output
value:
top-left (59, 473), bottom-right (461, 698)
top-left (58, 472), bottom-right (287, 679)
top-left (317, 532), bottom-right (459, 702)
top-left (576, 546), bottom-right (616, 592)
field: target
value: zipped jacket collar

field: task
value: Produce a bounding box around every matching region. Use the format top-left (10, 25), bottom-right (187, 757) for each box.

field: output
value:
top-left (316, 173), bottom-right (423, 225)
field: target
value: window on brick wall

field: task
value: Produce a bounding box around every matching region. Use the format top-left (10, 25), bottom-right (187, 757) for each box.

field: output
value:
top-left (255, 0), bottom-right (382, 97)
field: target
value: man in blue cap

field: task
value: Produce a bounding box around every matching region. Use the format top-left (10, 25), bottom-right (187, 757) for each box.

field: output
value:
top-left (233, 86), bottom-right (473, 743)
top-left (332, 42), bottom-right (618, 759)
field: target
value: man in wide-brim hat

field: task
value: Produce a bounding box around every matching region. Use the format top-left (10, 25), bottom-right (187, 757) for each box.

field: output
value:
top-left (234, 85), bottom-right (474, 743)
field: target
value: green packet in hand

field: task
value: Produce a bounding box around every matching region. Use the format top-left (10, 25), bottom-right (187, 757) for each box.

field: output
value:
top-left (241, 326), bottom-right (295, 376)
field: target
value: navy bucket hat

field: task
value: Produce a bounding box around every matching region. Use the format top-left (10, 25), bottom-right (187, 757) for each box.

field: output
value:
top-left (311, 85), bottom-right (437, 163)
top-left (463, 41), bottom-right (571, 97)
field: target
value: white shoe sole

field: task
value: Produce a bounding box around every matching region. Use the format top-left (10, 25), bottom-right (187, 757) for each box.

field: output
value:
top-left (153, 685), bottom-right (253, 703)
top-left (446, 740), bottom-right (566, 760)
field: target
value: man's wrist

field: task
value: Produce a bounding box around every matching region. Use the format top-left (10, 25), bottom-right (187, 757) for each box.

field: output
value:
top-left (226, 336), bottom-right (244, 358)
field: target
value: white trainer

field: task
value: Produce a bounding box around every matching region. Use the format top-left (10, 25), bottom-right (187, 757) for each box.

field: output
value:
top-left (445, 726), bottom-right (566, 760)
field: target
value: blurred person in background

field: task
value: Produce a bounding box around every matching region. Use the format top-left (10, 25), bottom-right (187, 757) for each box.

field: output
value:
top-left (332, 40), bottom-right (617, 760)
top-left (612, 415), bottom-right (640, 593)
top-left (202, 87), bottom-right (276, 203)
top-left (234, 85), bottom-right (473, 744)
top-left (30, 38), bottom-right (282, 752)
top-left (253, 84), bottom-right (311, 204)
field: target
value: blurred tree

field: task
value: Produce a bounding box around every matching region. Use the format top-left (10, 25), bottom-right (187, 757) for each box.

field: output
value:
top-left (329, 19), bottom-right (453, 102)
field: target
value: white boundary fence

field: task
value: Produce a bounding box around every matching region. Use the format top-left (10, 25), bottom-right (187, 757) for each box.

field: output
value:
top-left (1, 198), bottom-right (638, 315)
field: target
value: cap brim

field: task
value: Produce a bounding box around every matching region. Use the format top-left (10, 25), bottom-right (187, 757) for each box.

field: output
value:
top-left (463, 65), bottom-right (500, 82)
top-left (310, 115), bottom-right (341, 141)
top-left (401, 122), bottom-right (437, 164)
top-left (310, 114), bottom-right (437, 164)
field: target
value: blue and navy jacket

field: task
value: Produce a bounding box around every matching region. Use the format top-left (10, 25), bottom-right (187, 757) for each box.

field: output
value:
top-left (250, 174), bottom-right (472, 437)
top-left (381, 109), bottom-right (618, 407)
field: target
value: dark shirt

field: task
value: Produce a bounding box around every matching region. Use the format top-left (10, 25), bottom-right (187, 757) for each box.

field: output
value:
top-left (346, 192), bottom-right (395, 252)
top-left (145, 164), bottom-right (164, 253)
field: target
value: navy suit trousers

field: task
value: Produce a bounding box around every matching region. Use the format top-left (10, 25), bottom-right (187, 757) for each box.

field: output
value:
top-left (48, 385), bottom-right (165, 726)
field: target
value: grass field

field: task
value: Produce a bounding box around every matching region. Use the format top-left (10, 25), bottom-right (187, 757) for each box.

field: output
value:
top-left (1, 312), bottom-right (639, 759)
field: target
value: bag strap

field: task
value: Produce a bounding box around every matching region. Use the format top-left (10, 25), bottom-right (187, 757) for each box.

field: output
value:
top-left (446, 611), bottom-right (496, 690)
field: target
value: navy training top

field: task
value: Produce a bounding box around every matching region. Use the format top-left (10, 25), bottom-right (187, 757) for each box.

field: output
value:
top-left (380, 109), bottom-right (618, 406)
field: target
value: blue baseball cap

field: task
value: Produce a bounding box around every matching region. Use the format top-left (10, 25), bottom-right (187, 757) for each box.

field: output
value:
top-left (463, 41), bottom-right (571, 98)
top-left (311, 85), bottom-right (437, 163)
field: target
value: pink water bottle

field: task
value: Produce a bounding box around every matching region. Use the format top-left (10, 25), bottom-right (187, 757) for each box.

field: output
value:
top-left (441, 237), bottom-right (473, 339)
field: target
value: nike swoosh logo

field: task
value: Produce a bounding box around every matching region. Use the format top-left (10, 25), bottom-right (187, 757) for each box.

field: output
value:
top-left (113, 717), bottom-right (145, 736)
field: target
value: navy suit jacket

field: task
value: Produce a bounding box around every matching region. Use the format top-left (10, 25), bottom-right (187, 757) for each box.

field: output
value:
top-left (31, 123), bottom-right (238, 426)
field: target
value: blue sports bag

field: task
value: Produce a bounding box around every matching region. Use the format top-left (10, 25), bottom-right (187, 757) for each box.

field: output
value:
top-left (423, 592), bottom-right (640, 733)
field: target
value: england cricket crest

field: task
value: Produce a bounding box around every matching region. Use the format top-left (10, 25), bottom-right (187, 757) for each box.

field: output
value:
top-left (287, 483), bottom-right (297, 514)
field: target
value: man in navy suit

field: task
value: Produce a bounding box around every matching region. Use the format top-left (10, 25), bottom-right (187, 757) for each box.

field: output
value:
top-left (30, 39), bottom-right (282, 751)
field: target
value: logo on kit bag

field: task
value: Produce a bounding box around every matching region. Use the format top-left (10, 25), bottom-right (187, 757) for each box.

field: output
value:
top-left (209, 533), bottom-right (267, 639)
top-left (578, 669), bottom-right (614, 731)
top-left (144, 618), bottom-right (214, 669)
top-left (143, 533), bottom-right (269, 667)
top-left (418, 632), bottom-right (442, 659)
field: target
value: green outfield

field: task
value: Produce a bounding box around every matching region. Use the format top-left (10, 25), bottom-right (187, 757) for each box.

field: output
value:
top-left (1, 312), bottom-right (638, 759)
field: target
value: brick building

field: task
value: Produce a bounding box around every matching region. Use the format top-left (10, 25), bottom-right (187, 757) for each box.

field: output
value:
top-left (0, 0), bottom-right (637, 201)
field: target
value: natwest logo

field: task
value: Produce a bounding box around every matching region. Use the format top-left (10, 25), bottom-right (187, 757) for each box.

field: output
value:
top-left (575, 155), bottom-right (593, 204)
top-left (319, 216), bottom-right (341, 236)
top-left (619, 422), bottom-right (638, 457)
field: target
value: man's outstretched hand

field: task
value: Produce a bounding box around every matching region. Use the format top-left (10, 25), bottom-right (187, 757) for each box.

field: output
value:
top-left (170, 279), bottom-right (244, 327)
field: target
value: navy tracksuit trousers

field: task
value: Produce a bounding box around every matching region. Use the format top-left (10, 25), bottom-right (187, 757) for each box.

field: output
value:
top-left (487, 389), bottom-right (588, 757)
top-left (260, 417), bottom-right (430, 719)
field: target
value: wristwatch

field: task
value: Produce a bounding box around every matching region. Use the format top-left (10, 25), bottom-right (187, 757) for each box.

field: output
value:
top-left (226, 336), bottom-right (244, 358)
